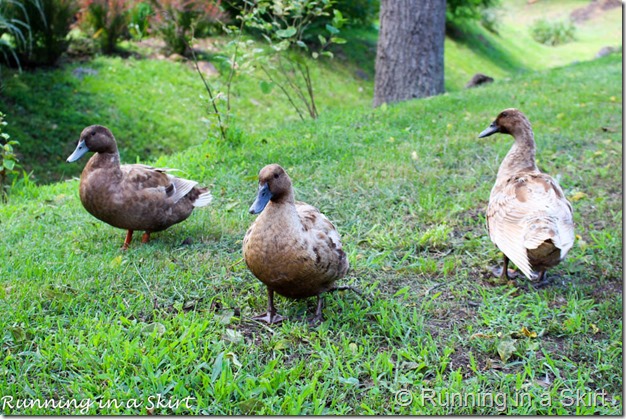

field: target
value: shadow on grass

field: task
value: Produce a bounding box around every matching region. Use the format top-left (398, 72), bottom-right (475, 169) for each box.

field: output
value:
top-left (1, 65), bottom-right (95, 184)
top-left (1, 54), bottom-right (212, 184)
top-left (446, 21), bottom-right (530, 74)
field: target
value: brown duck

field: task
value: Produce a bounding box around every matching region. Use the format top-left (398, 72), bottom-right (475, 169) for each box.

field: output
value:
top-left (479, 109), bottom-right (575, 283)
top-left (67, 125), bottom-right (212, 249)
top-left (242, 164), bottom-right (351, 324)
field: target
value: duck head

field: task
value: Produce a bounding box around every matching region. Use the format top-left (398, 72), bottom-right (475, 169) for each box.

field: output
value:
top-left (67, 125), bottom-right (118, 162)
top-left (249, 164), bottom-right (293, 214)
top-left (478, 108), bottom-right (532, 138)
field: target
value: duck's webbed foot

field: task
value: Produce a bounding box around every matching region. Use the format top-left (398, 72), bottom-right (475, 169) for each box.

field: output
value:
top-left (532, 270), bottom-right (551, 289)
top-left (308, 295), bottom-right (325, 326)
top-left (252, 289), bottom-right (284, 324)
top-left (491, 255), bottom-right (520, 283)
top-left (252, 311), bottom-right (284, 324)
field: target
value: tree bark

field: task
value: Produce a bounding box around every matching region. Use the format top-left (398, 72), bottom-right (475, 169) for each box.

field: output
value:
top-left (373, 0), bottom-right (446, 107)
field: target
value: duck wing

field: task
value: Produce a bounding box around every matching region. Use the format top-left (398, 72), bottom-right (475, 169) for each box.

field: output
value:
top-left (487, 172), bottom-right (574, 279)
top-left (297, 202), bottom-right (344, 250)
top-left (121, 164), bottom-right (198, 204)
top-left (296, 202), bottom-right (349, 277)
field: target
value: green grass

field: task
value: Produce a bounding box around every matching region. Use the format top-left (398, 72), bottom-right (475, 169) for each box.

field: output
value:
top-left (1, 0), bottom-right (620, 185)
top-left (0, 53), bottom-right (621, 414)
top-left (0, 51), bottom-right (372, 184)
top-left (443, 0), bottom-right (621, 90)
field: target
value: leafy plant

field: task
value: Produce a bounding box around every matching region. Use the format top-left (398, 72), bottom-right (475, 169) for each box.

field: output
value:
top-left (223, 0), bottom-right (379, 29)
top-left (77, 0), bottom-right (131, 54)
top-left (0, 0), bottom-right (40, 70)
top-left (479, 6), bottom-right (500, 34)
top-left (188, 1), bottom-right (250, 143)
top-left (16, 0), bottom-right (78, 66)
top-left (149, 0), bottom-right (227, 56)
top-left (447, 0), bottom-right (500, 26)
top-left (235, 0), bottom-right (348, 120)
top-left (529, 18), bottom-right (576, 46)
top-left (0, 112), bottom-right (21, 200)
top-left (128, 1), bottom-right (153, 40)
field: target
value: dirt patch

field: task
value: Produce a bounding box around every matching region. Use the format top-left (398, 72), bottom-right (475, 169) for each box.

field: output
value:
top-left (594, 280), bottom-right (623, 296)
top-left (570, 0), bottom-right (621, 24)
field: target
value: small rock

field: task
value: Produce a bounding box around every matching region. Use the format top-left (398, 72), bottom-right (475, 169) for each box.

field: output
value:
top-left (595, 46), bottom-right (618, 59)
top-left (72, 67), bottom-right (98, 80)
top-left (169, 53), bottom-right (185, 62)
top-left (195, 60), bottom-right (219, 77)
top-left (354, 69), bottom-right (369, 80)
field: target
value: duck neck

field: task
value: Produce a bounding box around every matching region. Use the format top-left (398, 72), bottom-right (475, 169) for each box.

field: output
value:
top-left (262, 196), bottom-right (300, 229)
top-left (85, 150), bottom-right (122, 175)
top-left (497, 128), bottom-right (538, 179)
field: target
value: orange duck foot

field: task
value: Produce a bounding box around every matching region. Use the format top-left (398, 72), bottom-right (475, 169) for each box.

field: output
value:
top-left (121, 230), bottom-right (134, 250)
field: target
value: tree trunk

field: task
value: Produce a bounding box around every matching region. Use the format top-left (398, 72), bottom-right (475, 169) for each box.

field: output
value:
top-left (373, 0), bottom-right (446, 107)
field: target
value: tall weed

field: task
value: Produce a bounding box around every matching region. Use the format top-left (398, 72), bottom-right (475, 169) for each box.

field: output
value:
top-left (18, 0), bottom-right (78, 66)
top-left (0, 112), bottom-right (21, 201)
top-left (149, 0), bottom-right (226, 56)
top-left (77, 0), bottom-right (131, 54)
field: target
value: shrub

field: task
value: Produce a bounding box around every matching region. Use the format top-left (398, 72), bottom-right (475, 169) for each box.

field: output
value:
top-left (332, 0), bottom-right (378, 27)
top-left (0, 0), bottom-right (40, 69)
top-left (223, 0), bottom-right (379, 30)
top-left (447, 0), bottom-right (500, 22)
top-left (480, 7), bottom-right (500, 34)
top-left (16, 0), bottom-right (78, 66)
top-left (529, 18), bottom-right (576, 46)
top-left (446, 0), bottom-right (500, 32)
top-left (0, 112), bottom-right (21, 201)
top-left (128, 1), bottom-right (153, 40)
top-left (149, 0), bottom-right (227, 56)
top-left (234, 0), bottom-right (347, 120)
top-left (77, 0), bottom-right (132, 54)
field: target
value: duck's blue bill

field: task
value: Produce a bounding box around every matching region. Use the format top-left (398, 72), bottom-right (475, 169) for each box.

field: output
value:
top-left (67, 140), bottom-right (89, 162)
top-left (249, 183), bottom-right (272, 214)
top-left (478, 122), bottom-right (499, 138)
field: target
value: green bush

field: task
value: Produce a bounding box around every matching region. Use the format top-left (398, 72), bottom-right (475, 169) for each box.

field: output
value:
top-left (0, 0), bottom-right (40, 69)
top-left (0, 112), bottom-right (21, 200)
top-left (149, 0), bottom-right (226, 56)
top-left (480, 7), bottom-right (500, 34)
top-left (234, 0), bottom-right (347, 120)
top-left (129, 1), bottom-right (153, 40)
top-left (16, 0), bottom-right (78, 66)
top-left (529, 18), bottom-right (576, 46)
top-left (77, 0), bottom-right (132, 54)
top-left (223, 0), bottom-right (378, 36)
top-left (447, 0), bottom-right (500, 26)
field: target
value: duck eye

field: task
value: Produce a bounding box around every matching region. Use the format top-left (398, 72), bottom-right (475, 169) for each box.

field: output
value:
top-left (91, 131), bottom-right (96, 136)
top-left (273, 173), bottom-right (279, 179)
top-left (501, 112), bottom-right (508, 117)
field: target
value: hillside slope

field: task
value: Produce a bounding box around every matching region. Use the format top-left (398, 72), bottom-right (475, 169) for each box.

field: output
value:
top-left (0, 0), bottom-right (621, 184)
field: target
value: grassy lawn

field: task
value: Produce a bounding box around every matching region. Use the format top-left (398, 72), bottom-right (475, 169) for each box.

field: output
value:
top-left (0, 51), bottom-right (372, 184)
top-left (0, 48), bottom-right (622, 415)
top-left (443, 0), bottom-right (622, 90)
